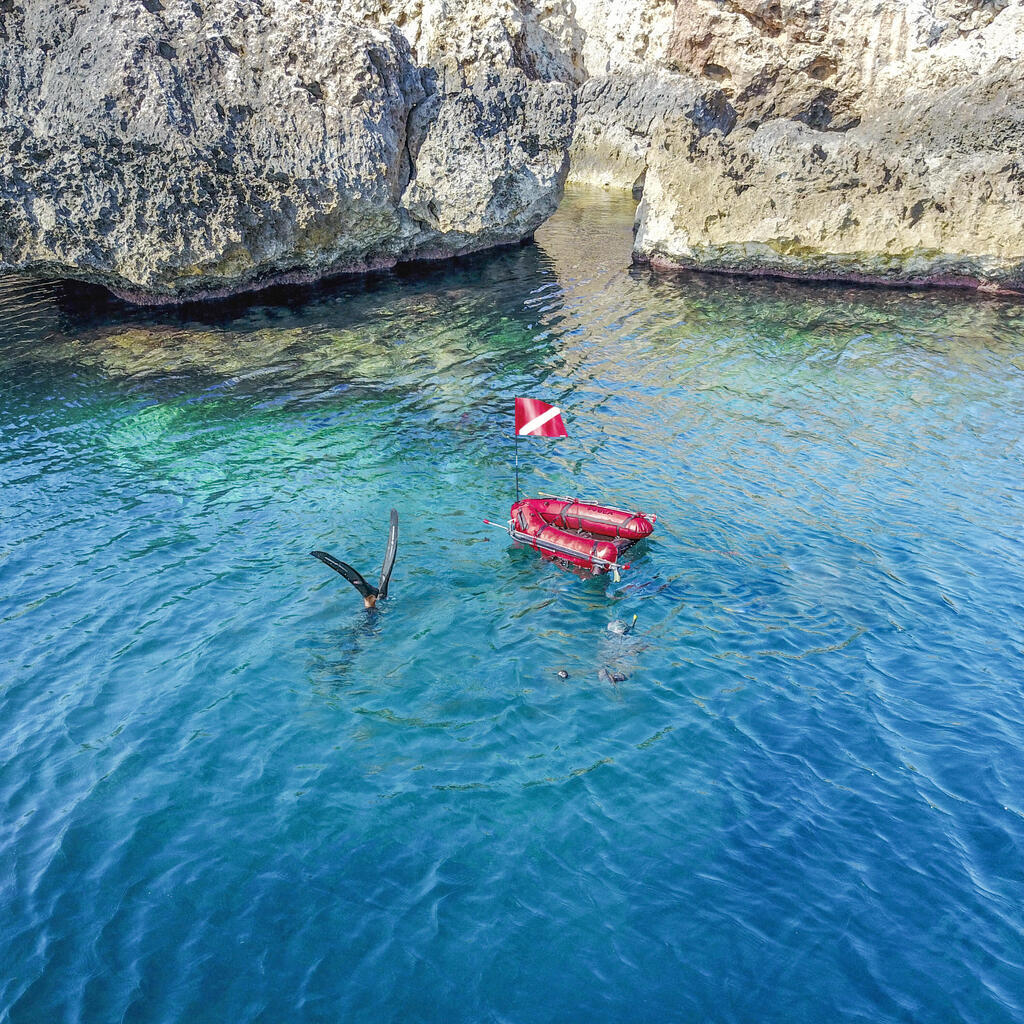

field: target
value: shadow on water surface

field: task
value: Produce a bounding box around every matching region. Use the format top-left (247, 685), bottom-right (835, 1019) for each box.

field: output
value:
top-left (0, 241), bottom-right (568, 401)
top-left (3, 187), bottom-right (1024, 405)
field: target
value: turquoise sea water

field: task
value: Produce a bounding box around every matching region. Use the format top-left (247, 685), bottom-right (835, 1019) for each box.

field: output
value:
top-left (2, 189), bottom-right (1024, 1023)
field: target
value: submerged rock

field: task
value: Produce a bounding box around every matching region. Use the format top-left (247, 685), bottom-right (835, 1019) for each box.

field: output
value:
top-left (0, 0), bottom-right (572, 303)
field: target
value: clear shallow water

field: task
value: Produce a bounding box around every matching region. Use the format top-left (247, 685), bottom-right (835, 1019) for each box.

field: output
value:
top-left (2, 188), bottom-right (1024, 1023)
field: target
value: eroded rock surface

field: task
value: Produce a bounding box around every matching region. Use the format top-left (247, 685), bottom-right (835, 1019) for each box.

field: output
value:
top-left (635, 3), bottom-right (1024, 293)
top-left (0, 0), bottom-right (572, 302)
top-left (666, 0), bottom-right (1013, 128)
top-left (3, 0), bottom-right (1023, 300)
top-left (572, 0), bottom-right (678, 76)
top-left (570, 70), bottom-right (735, 190)
top-left (352, 0), bottom-right (677, 85)
top-left (353, 0), bottom-right (587, 84)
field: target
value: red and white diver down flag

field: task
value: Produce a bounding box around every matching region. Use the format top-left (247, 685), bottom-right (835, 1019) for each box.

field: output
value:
top-left (515, 397), bottom-right (568, 438)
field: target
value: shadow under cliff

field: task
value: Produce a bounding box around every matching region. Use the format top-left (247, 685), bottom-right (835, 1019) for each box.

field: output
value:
top-left (4, 186), bottom-right (1024, 416)
top-left (0, 237), bottom-right (570, 411)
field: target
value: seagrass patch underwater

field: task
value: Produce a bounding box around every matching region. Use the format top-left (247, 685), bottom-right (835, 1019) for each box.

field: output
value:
top-left (2, 189), bottom-right (1023, 1023)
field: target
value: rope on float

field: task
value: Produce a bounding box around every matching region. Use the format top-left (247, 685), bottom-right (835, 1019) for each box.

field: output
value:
top-left (536, 492), bottom-right (657, 524)
top-left (483, 518), bottom-right (628, 578)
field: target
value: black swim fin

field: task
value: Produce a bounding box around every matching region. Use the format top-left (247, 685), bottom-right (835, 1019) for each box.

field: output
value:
top-left (310, 550), bottom-right (378, 601)
top-left (377, 509), bottom-right (398, 600)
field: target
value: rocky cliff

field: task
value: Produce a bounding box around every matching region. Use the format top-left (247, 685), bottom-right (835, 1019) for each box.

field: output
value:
top-left (568, 70), bottom-right (735, 192)
top-left (2, 0), bottom-right (1022, 301)
top-left (542, 0), bottom-right (1023, 294)
top-left (632, 1), bottom-right (1024, 293)
top-left (664, 0), bottom-right (1011, 130)
top-left (0, 0), bottom-right (572, 303)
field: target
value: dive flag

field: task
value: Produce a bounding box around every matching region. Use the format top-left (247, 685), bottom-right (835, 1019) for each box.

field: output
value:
top-left (515, 397), bottom-right (568, 438)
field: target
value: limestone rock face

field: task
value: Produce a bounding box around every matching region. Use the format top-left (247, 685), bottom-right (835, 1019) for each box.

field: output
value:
top-left (4, 0), bottom-right (1022, 301)
top-left (351, 0), bottom-right (587, 84)
top-left (569, 70), bottom-right (735, 190)
top-left (571, 0), bottom-right (679, 77)
top-left (863, 1), bottom-right (1023, 106)
top-left (666, 0), bottom-right (1012, 128)
top-left (0, 0), bottom-right (572, 302)
top-left (353, 0), bottom-right (677, 85)
top-left (562, 0), bottom-right (698, 185)
top-left (403, 63), bottom-right (576, 250)
top-left (627, 0), bottom-right (1024, 293)
top-left (635, 53), bottom-right (1024, 292)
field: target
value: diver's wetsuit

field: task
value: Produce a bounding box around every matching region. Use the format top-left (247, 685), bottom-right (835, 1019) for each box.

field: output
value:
top-left (312, 509), bottom-right (398, 610)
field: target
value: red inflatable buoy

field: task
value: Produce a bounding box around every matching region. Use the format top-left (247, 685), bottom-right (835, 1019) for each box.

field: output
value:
top-left (507, 497), bottom-right (656, 574)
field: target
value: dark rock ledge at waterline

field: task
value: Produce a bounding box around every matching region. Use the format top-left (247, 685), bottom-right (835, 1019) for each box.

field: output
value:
top-left (3, 0), bottom-right (1024, 303)
top-left (0, 0), bottom-right (572, 304)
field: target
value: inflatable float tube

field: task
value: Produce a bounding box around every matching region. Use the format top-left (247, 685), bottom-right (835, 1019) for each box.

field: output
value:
top-left (508, 497), bottom-right (656, 574)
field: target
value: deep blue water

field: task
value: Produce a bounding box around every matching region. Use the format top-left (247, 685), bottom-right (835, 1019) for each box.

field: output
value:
top-left (2, 189), bottom-right (1024, 1023)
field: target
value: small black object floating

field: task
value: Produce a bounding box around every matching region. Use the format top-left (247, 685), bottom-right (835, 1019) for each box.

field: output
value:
top-left (598, 667), bottom-right (628, 684)
top-left (557, 669), bottom-right (569, 679)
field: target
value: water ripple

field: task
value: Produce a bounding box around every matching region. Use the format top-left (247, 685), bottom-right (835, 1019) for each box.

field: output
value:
top-left (2, 190), bottom-right (1024, 1023)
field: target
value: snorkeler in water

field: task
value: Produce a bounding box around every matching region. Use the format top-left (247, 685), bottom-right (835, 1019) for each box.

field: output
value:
top-left (311, 509), bottom-right (398, 610)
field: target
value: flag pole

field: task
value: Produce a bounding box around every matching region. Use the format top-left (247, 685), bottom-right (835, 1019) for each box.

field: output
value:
top-left (514, 430), bottom-right (520, 501)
